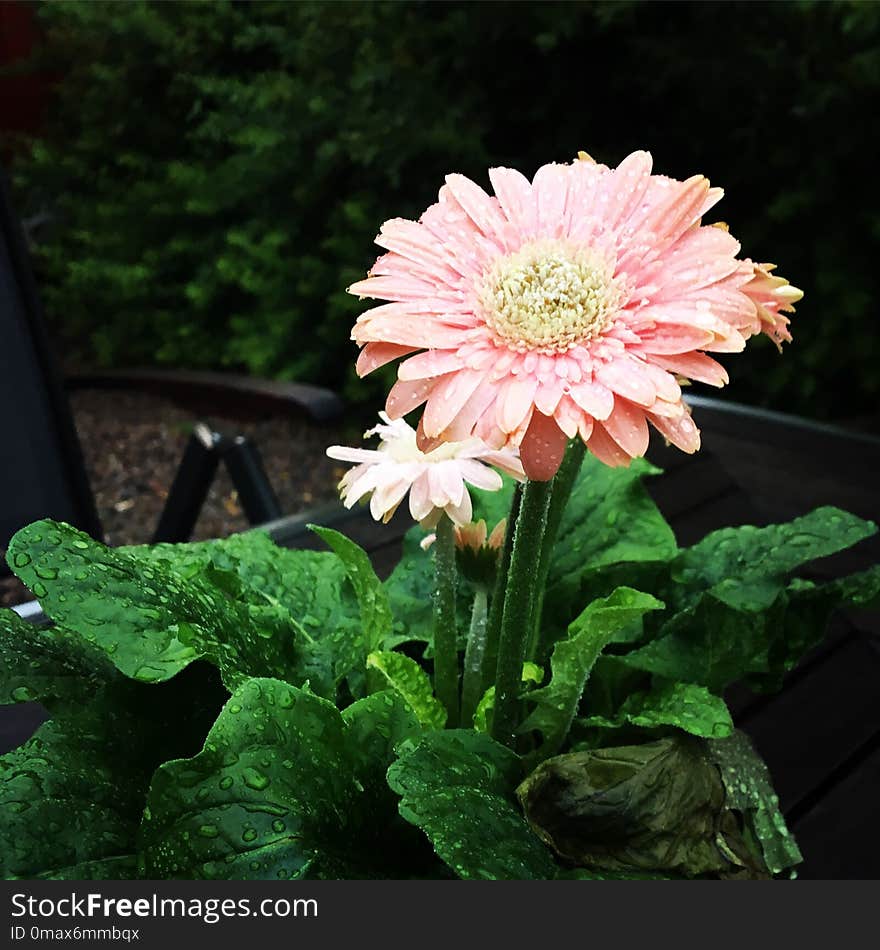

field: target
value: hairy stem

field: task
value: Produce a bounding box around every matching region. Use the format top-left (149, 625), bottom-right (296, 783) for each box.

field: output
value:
top-left (480, 483), bottom-right (522, 696)
top-left (432, 515), bottom-right (459, 728)
top-left (527, 438), bottom-right (586, 664)
top-left (459, 585), bottom-right (489, 727)
top-left (491, 478), bottom-right (553, 748)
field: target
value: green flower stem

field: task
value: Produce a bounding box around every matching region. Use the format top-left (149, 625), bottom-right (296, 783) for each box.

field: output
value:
top-left (432, 514), bottom-right (459, 728)
top-left (480, 482), bottom-right (522, 696)
top-left (491, 478), bottom-right (553, 748)
top-left (459, 585), bottom-right (489, 727)
top-left (527, 438), bottom-right (586, 664)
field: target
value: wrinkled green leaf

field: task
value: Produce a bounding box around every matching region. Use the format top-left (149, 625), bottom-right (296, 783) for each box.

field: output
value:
top-left (580, 681), bottom-right (734, 740)
top-left (623, 563), bottom-right (880, 693)
top-left (136, 530), bottom-right (364, 683)
top-left (8, 520), bottom-right (336, 696)
top-left (382, 528), bottom-right (435, 648)
top-left (0, 718), bottom-right (137, 880)
top-left (33, 855), bottom-right (140, 881)
top-left (0, 662), bottom-right (224, 880)
top-left (707, 731), bottom-right (802, 876)
top-left (518, 736), bottom-right (768, 878)
top-left (472, 662), bottom-right (544, 733)
top-left (9, 521), bottom-right (202, 683)
top-left (140, 679), bottom-right (430, 879)
top-left (671, 506), bottom-right (876, 612)
top-left (311, 525), bottom-right (392, 655)
top-left (0, 608), bottom-right (115, 708)
top-left (366, 651), bottom-right (446, 730)
top-left (522, 588), bottom-right (663, 757)
top-left (552, 456), bottom-right (677, 578)
top-left (387, 731), bottom-right (557, 880)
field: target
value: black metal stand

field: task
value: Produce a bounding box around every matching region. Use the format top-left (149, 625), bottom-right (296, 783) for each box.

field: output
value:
top-left (222, 436), bottom-right (282, 526)
top-left (151, 424), bottom-right (282, 543)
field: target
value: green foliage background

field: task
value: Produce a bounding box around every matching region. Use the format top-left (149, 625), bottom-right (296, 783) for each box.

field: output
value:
top-left (8, 0), bottom-right (880, 416)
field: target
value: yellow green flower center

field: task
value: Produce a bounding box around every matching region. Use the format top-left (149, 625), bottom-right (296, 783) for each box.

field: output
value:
top-left (479, 241), bottom-right (623, 353)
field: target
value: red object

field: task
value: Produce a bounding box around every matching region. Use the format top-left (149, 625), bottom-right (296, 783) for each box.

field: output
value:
top-left (0, 1), bottom-right (54, 142)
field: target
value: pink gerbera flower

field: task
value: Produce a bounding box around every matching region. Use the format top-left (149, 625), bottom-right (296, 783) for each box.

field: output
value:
top-left (326, 413), bottom-right (524, 527)
top-left (349, 151), bottom-right (803, 479)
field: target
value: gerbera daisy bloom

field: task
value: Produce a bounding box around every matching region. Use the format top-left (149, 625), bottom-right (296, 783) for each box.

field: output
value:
top-left (326, 413), bottom-right (524, 527)
top-left (348, 151), bottom-right (803, 479)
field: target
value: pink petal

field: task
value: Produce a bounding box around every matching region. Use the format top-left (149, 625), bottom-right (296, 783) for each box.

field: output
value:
top-left (649, 352), bottom-right (729, 387)
top-left (386, 377), bottom-right (437, 418)
top-left (398, 349), bottom-right (466, 381)
top-left (355, 311), bottom-right (472, 349)
top-left (444, 174), bottom-right (507, 245)
top-left (422, 369), bottom-right (485, 438)
top-left (520, 411), bottom-right (568, 481)
top-left (568, 379), bottom-right (614, 420)
top-left (553, 394), bottom-right (584, 439)
top-left (649, 408), bottom-right (701, 453)
top-left (534, 377), bottom-right (566, 416)
top-left (633, 323), bottom-right (716, 354)
top-left (602, 398), bottom-right (651, 459)
top-left (356, 342), bottom-right (417, 377)
top-left (497, 376), bottom-right (539, 434)
top-left (587, 423), bottom-right (633, 467)
top-left (375, 217), bottom-right (462, 283)
top-left (532, 163), bottom-right (569, 238)
top-left (602, 150), bottom-right (653, 232)
top-left (488, 166), bottom-right (536, 236)
top-left (640, 174), bottom-right (713, 247)
top-left (595, 356), bottom-right (657, 407)
top-left (348, 273), bottom-right (445, 301)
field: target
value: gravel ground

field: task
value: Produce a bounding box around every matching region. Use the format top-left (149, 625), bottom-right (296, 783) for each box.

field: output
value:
top-left (1, 388), bottom-right (351, 607)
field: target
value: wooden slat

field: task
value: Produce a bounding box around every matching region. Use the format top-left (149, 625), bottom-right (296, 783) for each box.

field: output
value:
top-left (737, 635), bottom-right (880, 815)
top-left (791, 737), bottom-right (880, 879)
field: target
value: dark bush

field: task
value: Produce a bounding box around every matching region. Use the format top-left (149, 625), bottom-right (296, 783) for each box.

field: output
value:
top-left (8, 0), bottom-right (880, 417)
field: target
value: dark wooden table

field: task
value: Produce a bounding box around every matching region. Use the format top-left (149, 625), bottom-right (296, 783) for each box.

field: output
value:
top-left (3, 396), bottom-right (879, 879)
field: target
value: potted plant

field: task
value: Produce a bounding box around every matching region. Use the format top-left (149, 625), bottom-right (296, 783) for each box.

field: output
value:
top-left (2, 150), bottom-right (877, 881)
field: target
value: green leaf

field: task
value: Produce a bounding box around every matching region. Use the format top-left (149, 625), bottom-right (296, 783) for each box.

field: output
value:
top-left (383, 527), bottom-right (435, 648)
top-left (671, 506), bottom-right (877, 612)
top-left (140, 679), bottom-right (429, 879)
top-left (387, 731), bottom-right (557, 880)
top-left (580, 681), bottom-right (734, 740)
top-left (518, 736), bottom-right (770, 879)
top-left (366, 651), bottom-right (446, 730)
top-left (7, 520), bottom-right (337, 696)
top-left (0, 663), bottom-right (224, 880)
top-left (0, 608), bottom-right (115, 708)
top-left (470, 474), bottom-right (519, 528)
top-left (623, 564), bottom-right (880, 693)
top-left (311, 525), bottom-right (392, 654)
top-left (0, 718), bottom-right (138, 879)
top-left (621, 593), bottom-right (769, 691)
top-left (142, 531), bottom-right (365, 689)
top-left (472, 662), bottom-right (544, 733)
top-left (34, 855), bottom-right (140, 881)
top-left (521, 588), bottom-right (664, 757)
top-left (707, 731), bottom-right (802, 876)
top-left (9, 520), bottom-right (202, 683)
top-left (549, 455), bottom-right (677, 586)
